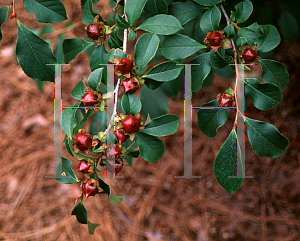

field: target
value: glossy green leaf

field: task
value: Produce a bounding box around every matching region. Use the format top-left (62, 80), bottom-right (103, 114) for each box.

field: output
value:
top-left (134, 33), bottom-right (160, 73)
top-left (63, 38), bottom-right (94, 63)
top-left (200, 6), bottom-right (221, 33)
top-left (209, 49), bottom-right (232, 69)
top-left (81, 0), bottom-right (99, 8)
top-left (140, 85), bottom-right (168, 119)
top-left (144, 0), bottom-right (168, 18)
top-left (237, 27), bottom-right (260, 46)
top-left (121, 93), bottom-right (142, 115)
top-left (245, 78), bottom-right (282, 110)
top-left (55, 156), bottom-right (79, 184)
top-left (141, 114), bottom-right (179, 136)
top-left (135, 132), bottom-right (165, 162)
top-left (62, 102), bottom-right (80, 139)
top-left (71, 80), bottom-right (86, 100)
top-left (115, 14), bottom-right (130, 29)
top-left (214, 130), bottom-right (243, 196)
top-left (23, 0), bottom-right (67, 23)
top-left (190, 52), bottom-right (211, 92)
top-left (0, 6), bottom-right (8, 43)
top-left (90, 43), bottom-right (108, 71)
top-left (142, 61), bottom-right (183, 81)
top-left (125, 0), bottom-right (147, 26)
top-left (82, 0), bottom-right (102, 26)
top-left (108, 48), bottom-right (127, 62)
top-left (245, 117), bottom-right (289, 158)
top-left (247, 22), bottom-right (262, 33)
top-left (160, 34), bottom-right (207, 60)
top-left (236, 37), bottom-right (247, 48)
top-left (107, 36), bottom-right (121, 49)
top-left (280, 10), bottom-right (298, 42)
top-left (168, 2), bottom-right (201, 26)
top-left (259, 59), bottom-right (289, 92)
top-left (224, 24), bottom-right (235, 39)
top-left (88, 68), bottom-right (104, 91)
top-left (192, 0), bottom-right (224, 6)
top-left (16, 21), bottom-right (57, 82)
top-left (137, 14), bottom-right (183, 35)
top-left (235, 0), bottom-right (253, 23)
top-left (128, 28), bottom-right (137, 40)
top-left (255, 25), bottom-right (281, 53)
top-left (197, 99), bottom-right (229, 138)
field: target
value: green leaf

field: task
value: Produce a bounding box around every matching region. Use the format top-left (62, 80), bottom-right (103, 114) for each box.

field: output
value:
top-left (135, 132), bottom-right (165, 162)
top-left (125, 0), bottom-right (147, 26)
top-left (62, 102), bottom-right (80, 139)
top-left (107, 35), bottom-right (121, 49)
top-left (54, 33), bottom-right (65, 64)
top-left (140, 85), bottom-right (168, 119)
top-left (90, 110), bottom-right (107, 135)
top-left (224, 24), bottom-right (235, 39)
top-left (236, 37), bottom-right (248, 48)
top-left (121, 93), bottom-right (142, 115)
top-left (209, 49), bottom-right (232, 69)
top-left (200, 6), bottom-right (221, 33)
top-left (234, 0), bottom-right (253, 23)
top-left (245, 117), bottom-right (289, 158)
top-left (71, 80), bottom-right (86, 100)
top-left (109, 193), bottom-right (125, 205)
top-left (128, 28), bottom-right (137, 40)
top-left (245, 78), bottom-right (282, 110)
top-left (259, 59), bottom-right (289, 92)
top-left (169, 2), bottom-right (201, 26)
top-left (280, 10), bottom-right (298, 42)
top-left (141, 114), bottom-right (179, 136)
top-left (63, 38), bottom-right (94, 63)
top-left (82, 0), bottom-right (102, 26)
top-left (64, 135), bottom-right (74, 157)
top-left (214, 130), bottom-right (243, 196)
top-left (255, 25), bottom-right (281, 53)
top-left (142, 61), bottom-right (183, 81)
top-left (71, 202), bottom-right (88, 224)
top-left (160, 34), bottom-right (207, 60)
top-left (115, 14), bottom-right (130, 29)
top-left (90, 43), bottom-right (108, 71)
top-left (23, 0), bottom-right (67, 23)
top-left (16, 21), bottom-right (57, 82)
top-left (81, 0), bottom-right (99, 8)
top-left (55, 156), bottom-right (79, 184)
top-left (0, 6), bottom-right (9, 43)
top-left (237, 27), bottom-right (260, 46)
top-left (108, 48), bottom-right (127, 62)
top-left (87, 221), bottom-right (100, 235)
top-left (134, 33), bottom-right (160, 73)
top-left (144, 0), bottom-right (168, 18)
top-left (88, 68), bottom-right (104, 91)
top-left (137, 14), bottom-right (183, 35)
top-left (190, 52), bottom-right (211, 92)
top-left (197, 99), bottom-right (229, 138)
top-left (192, 0), bottom-right (224, 6)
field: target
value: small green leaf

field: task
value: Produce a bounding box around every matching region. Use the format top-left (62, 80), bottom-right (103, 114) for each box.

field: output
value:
top-left (209, 49), bottom-right (232, 69)
top-left (16, 21), bottom-right (57, 82)
top-left (245, 78), bottom-right (282, 110)
top-left (71, 202), bottom-right (88, 224)
top-left (197, 99), bottom-right (229, 138)
top-left (55, 156), bottom-right (79, 184)
top-left (280, 10), bottom-right (298, 42)
top-left (62, 102), bottom-right (81, 139)
top-left (23, 0), bottom-right (67, 23)
top-left (236, 37), bottom-right (248, 48)
top-left (90, 44), bottom-right (108, 86)
top-left (169, 2), bottom-right (201, 26)
top-left (135, 132), bottom-right (165, 162)
top-left (140, 85), bottom-right (168, 119)
top-left (0, 6), bottom-right (9, 42)
top-left (116, 14), bottom-right (130, 29)
top-left (125, 0), bottom-right (147, 26)
top-left (142, 61), bottom-right (183, 81)
top-left (108, 48), bottom-right (127, 62)
top-left (234, 0), bottom-right (253, 23)
top-left (63, 38), bottom-right (94, 63)
top-left (128, 28), bottom-right (137, 40)
top-left (190, 52), bottom-right (211, 92)
top-left (245, 117), bottom-right (289, 158)
top-left (141, 114), bottom-right (179, 136)
top-left (200, 6), bottom-right (221, 33)
top-left (134, 33), bottom-right (160, 73)
top-left (255, 25), bottom-right (281, 53)
top-left (144, 0), bottom-right (168, 18)
top-left (137, 14), bottom-right (183, 35)
top-left (82, 0), bottom-right (102, 26)
top-left (88, 68), bottom-right (104, 91)
top-left (81, 0), bottom-right (99, 8)
top-left (90, 110), bottom-right (107, 135)
top-left (214, 130), bottom-right (243, 196)
top-left (109, 193), bottom-right (125, 205)
top-left (71, 80), bottom-right (86, 100)
top-left (87, 221), bottom-right (100, 235)
top-left (192, 0), bottom-right (224, 6)
top-left (259, 59), bottom-right (289, 92)
top-left (107, 36), bottom-right (121, 49)
top-left (237, 27), bottom-right (260, 46)
top-left (224, 24), bottom-right (235, 39)
top-left (160, 34), bottom-right (207, 60)
top-left (121, 93), bottom-right (142, 115)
